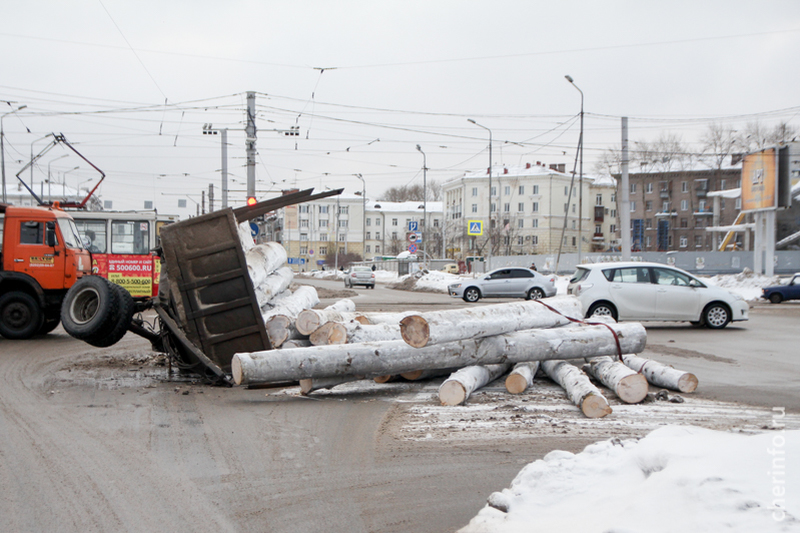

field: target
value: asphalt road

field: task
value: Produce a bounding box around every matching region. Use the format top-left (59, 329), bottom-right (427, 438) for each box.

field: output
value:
top-left (1, 283), bottom-right (798, 532)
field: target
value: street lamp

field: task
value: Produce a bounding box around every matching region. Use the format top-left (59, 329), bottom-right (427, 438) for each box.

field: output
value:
top-left (565, 75), bottom-right (584, 263)
top-left (415, 145), bottom-right (427, 261)
top-left (1, 104), bottom-right (27, 203)
top-left (202, 123), bottom-right (229, 208)
top-left (355, 173), bottom-right (366, 259)
top-left (467, 119), bottom-right (493, 269)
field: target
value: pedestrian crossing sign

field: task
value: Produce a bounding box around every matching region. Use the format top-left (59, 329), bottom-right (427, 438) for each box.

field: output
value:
top-left (468, 220), bottom-right (483, 236)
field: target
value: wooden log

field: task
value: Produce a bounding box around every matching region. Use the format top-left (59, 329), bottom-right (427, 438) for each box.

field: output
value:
top-left (540, 360), bottom-right (612, 418)
top-left (237, 221), bottom-right (256, 252)
top-left (622, 354), bottom-right (698, 393)
top-left (253, 266), bottom-right (294, 308)
top-left (505, 361), bottom-right (540, 394)
top-left (265, 314), bottom-right (304, 348)
top-left (309, 322), bottom-right (347, 345)
top-left (261, 286), bottom-right (320, 322)
top-left (400, 368), bottom-right (461, 381)
top-left (438, 364), bottom-right (511, 406)
top-left (232, 322), bottom-right (646, 386)
top-left (373, 375), bottom-right (398, 383)
top-left (400, 296), bottom-right (583, 348)
top-left (584, 356), bottom-right (648, 404)
top-left (246, 242), bottom-right (288, 287)
top-left (343, 322), bottom-right (402, 344)
top-left (353, 311), bottom-right (419, 325)
top-left (282, 338), bottom-right (311, 349)
top-left (295, 299), bottom-right (357, 335)
top-left (299, 375), bottom-right (364, 395)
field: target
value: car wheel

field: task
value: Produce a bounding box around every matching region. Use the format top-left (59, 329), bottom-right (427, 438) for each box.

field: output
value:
top-left (0, 291), bottom-right (44, 339)
top-left (526, 287), bottom-right (545, 300)
top-left (703, 303), bottom-right (730, 329)
top-left (769, 293), bottom-right (783, 304)
top-left (37, 317), bottom-right (61, 335)
top-left (85, 283), bottom-right (135, 348)
top-left (60, 276), bottom-right (118, 340)
top-left (587, 302), bottom-right (618, 322)
top-left (463, 287), bottom-right (481, 303)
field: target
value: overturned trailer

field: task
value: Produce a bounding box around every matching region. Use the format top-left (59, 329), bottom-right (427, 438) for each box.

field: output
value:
top-left (61, 188), bottom-right (343, 385)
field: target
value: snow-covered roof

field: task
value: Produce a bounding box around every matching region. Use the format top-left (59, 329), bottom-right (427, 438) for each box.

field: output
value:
top-left (367, 200), bottom-right (443, 212)
top-left (707, 188), bottom-right (741, 199)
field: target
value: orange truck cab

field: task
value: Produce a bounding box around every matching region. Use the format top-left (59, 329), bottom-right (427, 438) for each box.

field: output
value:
top-left (0, 203), bottom-right (92, 338)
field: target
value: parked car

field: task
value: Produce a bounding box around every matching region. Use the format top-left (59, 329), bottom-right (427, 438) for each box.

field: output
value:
top-left (441, 263), bottom-right (459, 274)
top-left (567, 261), bottom-right (749, 329)
top-left (448, 267), bottom-right (556, 303)
top-left (344, 266), bottom-right (376, 289)
top-left (761, 273), bottom-right (800, 304)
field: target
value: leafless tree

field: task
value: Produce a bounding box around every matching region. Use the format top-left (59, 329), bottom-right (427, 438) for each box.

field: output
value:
top-left (701, 122), bottom-right (741, 169)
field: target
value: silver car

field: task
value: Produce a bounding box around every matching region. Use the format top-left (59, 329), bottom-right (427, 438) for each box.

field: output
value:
top-left (344, 266), bottom-right (376, 289)
top-left (448, 267), bottom-right (557, 303)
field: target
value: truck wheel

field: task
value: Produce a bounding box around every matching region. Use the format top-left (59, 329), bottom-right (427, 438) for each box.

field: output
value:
top-left (86, 284), bottom-right (135, 348)
top-left (0, 291), bottom-right (44, 339)
top-left (61, 276), bottom-right (118, 340)
top-left (37, 317), bottom-right (61, 335)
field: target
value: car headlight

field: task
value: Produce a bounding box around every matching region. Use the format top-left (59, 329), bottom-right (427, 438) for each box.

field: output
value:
top-left (450, 283), bottom-right (462, 289)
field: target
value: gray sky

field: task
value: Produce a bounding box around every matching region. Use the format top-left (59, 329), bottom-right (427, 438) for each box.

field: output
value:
top-left (2, 0), bottom-right (799, 216)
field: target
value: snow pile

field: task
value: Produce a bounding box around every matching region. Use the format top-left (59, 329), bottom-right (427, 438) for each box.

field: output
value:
top-left (413, 270), bottom-right (462, 291)
top-left (703, 268), bottom-right (782, 301)
top-left (461, 425), bottom-right (798, 533)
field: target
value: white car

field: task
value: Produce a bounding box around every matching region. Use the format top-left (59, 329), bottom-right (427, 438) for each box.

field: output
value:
top-left (448, 267), bottom-right (557, 303)
top-left (567, 261), bottom-right (749, 329)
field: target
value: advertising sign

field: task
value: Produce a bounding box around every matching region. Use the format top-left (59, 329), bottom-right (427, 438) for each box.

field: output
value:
top-left (93, 254), bottom-right (158, 297)
top-left (741, 148), bottom-right (777, 212)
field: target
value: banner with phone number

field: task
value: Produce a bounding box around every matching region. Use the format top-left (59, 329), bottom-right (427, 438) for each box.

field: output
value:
top-left (91, 254), bottom-right (160, 297)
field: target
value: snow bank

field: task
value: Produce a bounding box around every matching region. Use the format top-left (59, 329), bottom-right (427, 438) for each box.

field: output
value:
top-left (461, 425), bottom-right (798, 533)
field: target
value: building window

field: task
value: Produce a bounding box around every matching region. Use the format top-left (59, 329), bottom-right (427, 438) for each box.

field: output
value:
top-left (662, 201), bottom-right (670, 212)
top-left (681, 181), bottom-right (688, 193)
top-left (299, 205), bottom-right (309, 213)
top-left (532, 218), bottom-right (538, 228)
top-left (366, 245), bottom-right (371, 253)
top-left (392, 218), bottom-right (398, 226)
top-left (366, 218), bottom-right (371, 226)
top-left (504, 186), bottom-right (511, 195)
top-left (564, 203), bottom-right (569, 213)
top-left (504, 203), bottom-right (510, 212)
top-left (565, 186), bottom-right (569, 196)
top-left (366, 231), bottom-right (371, 240)
top-left (533, 185), bottom-right (539, 194)
top-left (491, 186), bottom-right (497, 196)
top-left (338, 219), bottom-right (348, 228)
top-left (645, 219), bottom-right (652, 229)
top-left (611, 192), bottom-right (616, 202)
top-left (721, 198), bottom-right (726, 209)
top-left (517, 218), bottom-right (524, 228)
top-left (319, 219), bottom-right (328, 228)
top-left (433, 219), bottom-right (439, 227)
top-left (736, 198), bottom-right (742, 210)
top-left (517, 236), bottom-right (523, 245)
top-left (695, 235), bottom-right (703, 247)
top-left (472, 204), bottom-right (478, 213)
top-left (375, 245), bottom-right (380, 253)
top-left (319, 205), bottom-right (328, 214)
top-left (472, 187), bottom-right (478, 196)
top-left (596, 193), bottom-right (603, 206)
top-left (720, 179), bottom-right (726, 190)
top-left (572, 204), bottom-right (576, 213)
top-left (300, 219), bottom-right (309, 228)
top-left (339, 233), bottom-right (346, 241)
top-left (631, 201), bottom-right (636, 212)
top-left (300, 246), bottom-right (307, 255)
top-left (572, 236), bottom-right (576, 246)
top-left (392, 232), bottom-right (398, 240)
top-left (595, 224), bottom-right (602, 234)
top-left (491, 203), bottom-right (496, 212)
top-left (679, 236), bottom-right (688, 248)
top-left (610, 209), bottom-right (617, 218)
top-left (609, 224), bottom-right (617, 233)
top-left (698, 199), bottom-right (707, 212)
top-left (645, 236), bottom-right (651, 248)
top-left (531, 235), bottom-right (539, 245)
top-left (339, 206), bottom-right (349, 215)
top-left (320, 246), bottom-right (327, 255)
top-left (532, 202), bottom-right (539, 212)
top-left (519, 185), bottom-right (524, 195)
top-left (681, 199), bottom-right (688, 211)
top-left (630, 183), bottom-right (636, 193)
top-left (518, 202), bottom-right (524, 212)
top-left (646, 183), bottom-right (653, 193)
top-left (300, 233), bottom-right (308, 241)
top-left (375, 218), bottom-right (381, 226)
top-left (320, 233), bottom-right (328, 241)
top-left (645, 200), bottom-right (653, 212)
top-left (680, 218), bottom-right (688, 228)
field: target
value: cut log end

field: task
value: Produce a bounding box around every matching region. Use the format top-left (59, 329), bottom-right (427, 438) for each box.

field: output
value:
top-left (353, 315), bottom-right (371, 325)
top-left (439, 381), bottom-right (467, 406)
top-left (580, 393), bottom-right (612, 418)
top-left (373, 375), bottom-right (395, 383)
top-left (399, 370), bottom-right (423, 381)
top-left (615, 374), bottom-right (649, 404)
top-left (677, 373), bottom-right (699, 393)
top-left (231, 356), bottom-right (244, 386)
top-left (399, 315), bottom-right (430, 348)
top-left (505, 373), bottom-right (529, 394)
top-left (295, 310), bottom-right (321, 336)
top-left (299, 379), bottom-right (314, 395)
top-left (309, 322), bottom-right (347, 345)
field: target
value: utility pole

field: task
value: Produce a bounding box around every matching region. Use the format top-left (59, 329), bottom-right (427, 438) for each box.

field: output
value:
top-left (208, 183), bottom-right (215, 212)
top-left (416, 145), bottom-right (427, 262)
top-left (468, 119), bottom-right (493, 269)
top-left (2, 104), bottom-right (28, 203)
top-left (245, 91), bottom-right (257, 199)
top-left (565, 75), bottom-right (584, 264)
top-left (201, 125), bottom-right (229, 208)
top-left (621, 117), bottom-right (631, 260)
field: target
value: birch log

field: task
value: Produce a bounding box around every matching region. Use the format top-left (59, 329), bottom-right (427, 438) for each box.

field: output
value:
top-left (343, 322), bottom-right (402, 344)
top-left (399, 296), bottom-right (583, 348)
top-left (282, 338), bottom-right (311, 349)
top-left (309, 322), bottom-right (347, 345)
top-left (353, 311), bottom-right (419, 325)
top-left (261, 286), bottom-right (320, 322)
top-left (622, 354), bottom-right (698, 393)
top-left (585, 356), bottom-right (648, 404)
top-left (295, 299), bottom-right (357, 335)
top-left (299, 375), bottom-right (365, 395)
top-left (237, 222), bottom-right (256, 252)
top-left (439, 364), bottom-right (511, 406)
top-left (400, 368), bottom-right (461, 381)
top-left (232, 322), bottom-right (646, 385)
top-left (246, 243), bottom-right (288, 287)
top-left (254, 266), bottom-right (294, 310)
top-left (505, 362), bottom-right (540, 394)
top-left (265, 314), bottom-right (304, 348)
top-left (540, 360), bottom-right (612, 418)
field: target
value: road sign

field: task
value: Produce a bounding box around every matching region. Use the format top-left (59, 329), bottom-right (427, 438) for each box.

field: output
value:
top-left (407, 232), bottom-right (418, 243)
top-left (408, 221), bottom-right (418, 232)
top-left (468, 220), bottom-right (483, 236)
top-left (249, 222), bottom-right (259, 237)
top-left (287, 258), bottom-right (306, 265)
top-left (308, 249), bottom-right (314, 256)
top-left (408, 243), bottom-right (418, 253)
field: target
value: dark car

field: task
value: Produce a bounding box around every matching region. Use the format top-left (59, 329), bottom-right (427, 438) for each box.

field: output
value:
top-left (762, 273), bottom-right (800, 304)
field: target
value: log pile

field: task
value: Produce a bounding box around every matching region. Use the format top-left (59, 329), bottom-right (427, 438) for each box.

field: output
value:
top-left (233, 234), bottom-right (700, 419)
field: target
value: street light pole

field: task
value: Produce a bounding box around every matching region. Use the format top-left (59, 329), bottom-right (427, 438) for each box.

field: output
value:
top-left (355, 173), bottom-right (366, 259)
top-left (47, 154), bottom-right (68, 199)
top-left (2, 104), bottom-right (27, 203)
top-left (202, 124), bottom-right (229, 208)
top-left (415, 145), bottom-right (427, 261)
top-left (565, 75), bottom-right (584, 264)
top-left (468, 119), bottom-right (492, 269)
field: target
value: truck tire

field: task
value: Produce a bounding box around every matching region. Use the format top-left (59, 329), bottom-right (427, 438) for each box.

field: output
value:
top-left (0, 291), bottom-right (44, 339)
top-left (85, 284), bottom-right (135, 348)
top-left (37, 317), bottom-right (61, 335)
top-left (61, 276), bottom-right (118, 341)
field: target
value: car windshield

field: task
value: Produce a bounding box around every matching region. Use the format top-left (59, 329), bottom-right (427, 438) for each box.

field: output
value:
top-left (570, 267), bottom-right (590, 283)
top-left (352, 266), bottom-right (370, 272)
top-left (56, 218), bottom-right (83, 249)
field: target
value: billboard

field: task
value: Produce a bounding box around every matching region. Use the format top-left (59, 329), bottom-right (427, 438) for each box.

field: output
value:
top-left (741, 148), bottom-right (778, 212)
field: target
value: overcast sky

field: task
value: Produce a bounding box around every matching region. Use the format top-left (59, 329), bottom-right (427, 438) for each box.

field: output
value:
top-left (2, 0), bottom-right (799, 216)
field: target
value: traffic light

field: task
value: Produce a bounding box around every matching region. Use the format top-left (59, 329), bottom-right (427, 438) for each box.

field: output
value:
top-left (246, 196), bottom-right (257, 206)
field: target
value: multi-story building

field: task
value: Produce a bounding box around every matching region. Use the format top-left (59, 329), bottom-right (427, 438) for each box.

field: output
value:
top-left (364, 200), bottom-right (443, 260)
top-left (616, 159), bottom-right (742, 252)
top-left (442, 162), bottom-right (616, 257)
